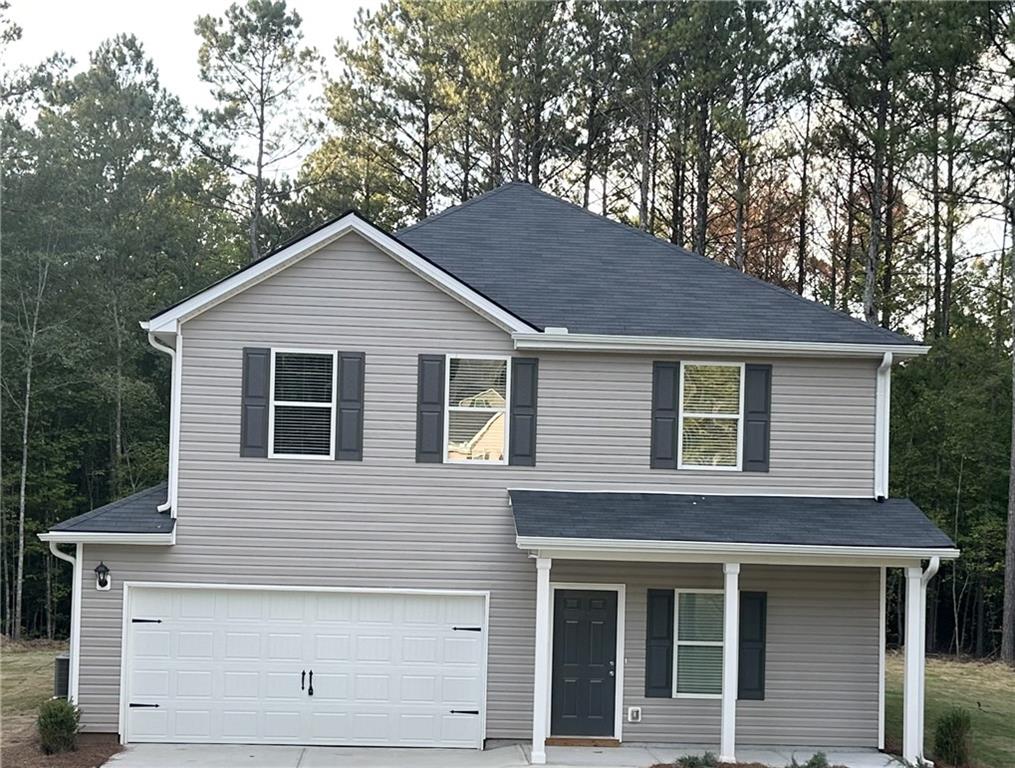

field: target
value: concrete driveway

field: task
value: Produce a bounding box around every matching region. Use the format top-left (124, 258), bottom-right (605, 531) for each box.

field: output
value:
top-left (105, 741), bottom-right (901, 768)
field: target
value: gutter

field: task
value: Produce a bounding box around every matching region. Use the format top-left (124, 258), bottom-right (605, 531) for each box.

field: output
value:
top-left (145, 330), bottom-right (179, 516)
top-left (48, 542), bottom-right (81, 703)
top-left (874, 352), bottom-right (893, 500)
top-left (511, 331), bottom-right (928, 360)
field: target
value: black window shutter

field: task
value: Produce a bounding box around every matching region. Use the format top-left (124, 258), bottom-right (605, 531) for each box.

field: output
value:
top-left (509, 358), bottom-right (539, 466)
top-left (336, 352), bottom-right (365, 461)
top-left (240, 348), bottom-right (271, 457)
top-left (743, 364), bottom-right (772, 472)
top-left (416, 355), bottom-right (446, 463)
top-left (645, 589), bottom-right (675, 697)
top-left (650, 362), bottom-right (680, 469)
top-left (738, 591), bottom-right (767, 700)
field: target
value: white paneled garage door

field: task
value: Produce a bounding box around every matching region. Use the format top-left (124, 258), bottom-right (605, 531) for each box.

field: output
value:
top-left (122, 585), bottom-right (488, 748)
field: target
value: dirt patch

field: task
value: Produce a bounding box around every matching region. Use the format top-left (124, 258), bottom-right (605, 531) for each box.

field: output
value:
top-left (1, 731), bottom-right (121, 768)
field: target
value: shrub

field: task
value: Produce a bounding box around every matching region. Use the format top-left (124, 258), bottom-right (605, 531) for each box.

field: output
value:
top-left (789, 754), bottom-right (830, 768)
top-left (37, 697), bottom-right (79, 754)
top-left (677, 753), bottom-right (719, 768)
top-left (934, 707), bottom-right (973, 767)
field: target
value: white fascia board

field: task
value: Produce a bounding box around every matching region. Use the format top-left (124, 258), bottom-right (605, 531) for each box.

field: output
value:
top-left (38, 532), bottom-right (175, 546)
top-left (512, 332), bottom-right (930, 360)
top-left (147, 215), bottom-right (537, 335)
top-left (516, 535), bottom-right (959, 566)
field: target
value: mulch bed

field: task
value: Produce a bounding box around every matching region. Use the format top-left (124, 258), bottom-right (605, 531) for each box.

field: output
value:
top-left (1, 731), bottom-right (122, 768)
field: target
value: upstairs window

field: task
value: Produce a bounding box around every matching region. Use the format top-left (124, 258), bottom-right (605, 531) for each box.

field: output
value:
top-left (678, 362), bottom-right (744, 470)
top-left (674, 591), bottom-right (724, 698)
top-left (445, 356), bottom-right (509, 463)
top-left (269, 350), bottom-right (337, 459)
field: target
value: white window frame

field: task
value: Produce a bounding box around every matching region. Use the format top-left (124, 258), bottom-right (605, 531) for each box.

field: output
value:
top-left (443, 353), bottom-right (511, 466)
top-left (672, 588), bottom-right (725, 699)
top-left (677, 361), bottom-right (746, 471)
top-left (267, 347), bottom-right (338, 461)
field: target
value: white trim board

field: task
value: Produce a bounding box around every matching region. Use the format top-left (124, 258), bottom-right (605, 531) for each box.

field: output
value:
top-left (39, 532), bottom-right (175, 545)
top-left (518, 536), bottom-right (959, 567)
top-left (548, 582), bottom-right (626, 743)
top-left (512, 331), bottom-right (929, 360)
top-left (145, 215), bottom-right (537, 336)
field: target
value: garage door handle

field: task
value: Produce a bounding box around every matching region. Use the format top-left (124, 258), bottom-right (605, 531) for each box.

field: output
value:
top-left (301, 670), bottom-right (305, 691)
top-left (129, 703), bottom-right (160, 708)
top-left (452, 626), bottom-right (482, 632)
top-left (307, 670), bottom-right (313, 696)
top-left (450, 710), bottom-right (479, 715)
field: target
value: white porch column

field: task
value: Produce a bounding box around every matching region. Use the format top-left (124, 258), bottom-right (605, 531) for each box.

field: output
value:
top-left (531, 557), bottom-right (552, 765)
top-left (903, 566), bottom-right (925, 764)
top-left (720, 563), bottom-right (740, 764)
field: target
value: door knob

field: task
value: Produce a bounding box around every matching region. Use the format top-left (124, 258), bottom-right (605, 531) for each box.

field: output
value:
top-left (609, 670), bottom-right (615, 677)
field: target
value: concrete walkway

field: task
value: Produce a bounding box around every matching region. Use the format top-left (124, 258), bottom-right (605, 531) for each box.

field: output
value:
top-left (106, 742), bottom-right (902, 768)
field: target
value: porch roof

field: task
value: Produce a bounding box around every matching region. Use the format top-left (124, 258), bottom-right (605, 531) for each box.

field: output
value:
top-left (39, 483), bottom-right (175, 544)
top-left (509, 490), bottom-right (956, 554)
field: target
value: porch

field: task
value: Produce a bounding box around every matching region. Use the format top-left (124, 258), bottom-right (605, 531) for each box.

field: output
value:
top-left (509, 490), bottom-right (959, 766)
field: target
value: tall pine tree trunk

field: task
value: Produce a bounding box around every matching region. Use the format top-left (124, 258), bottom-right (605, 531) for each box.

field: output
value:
top-left (796, 96), bottom-right (812, 294)
top-left (693, 95), bottom-right (710, 257)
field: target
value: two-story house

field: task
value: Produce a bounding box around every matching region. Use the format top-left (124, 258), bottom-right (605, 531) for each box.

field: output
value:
top-left (41, 183), bottom-right (957, 765)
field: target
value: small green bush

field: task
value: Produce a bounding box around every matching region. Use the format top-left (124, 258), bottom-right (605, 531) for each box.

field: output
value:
top-left (789, 754), bottom-right (830, 768)
top-left (37, 697), bottom-right (79, 754)
top-left (934, 707), bottom-right (973, 767)
top-left (677, 753), bottom-right (718, 768)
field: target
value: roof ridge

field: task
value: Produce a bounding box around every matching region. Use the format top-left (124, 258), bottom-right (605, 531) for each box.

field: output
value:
top-left (512, 185), bottom-right (917, 345)
top-left (397, 182), bottom-right (526, 235)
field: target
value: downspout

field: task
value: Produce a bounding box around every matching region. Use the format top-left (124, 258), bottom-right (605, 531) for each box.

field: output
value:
top-left (146, 331), bottom-right (177, 515)
top-left (874, 351), bottom-right (893, 501)
top-left (48, 542), bottom-right (82, 704)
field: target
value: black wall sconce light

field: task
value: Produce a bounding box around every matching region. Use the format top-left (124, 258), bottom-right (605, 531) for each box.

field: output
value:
top-left (95, 561), bottom-right (111, 591)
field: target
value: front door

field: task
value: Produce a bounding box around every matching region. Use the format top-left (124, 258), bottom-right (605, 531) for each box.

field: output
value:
top-left (550, 589), bottom-right (618, 737)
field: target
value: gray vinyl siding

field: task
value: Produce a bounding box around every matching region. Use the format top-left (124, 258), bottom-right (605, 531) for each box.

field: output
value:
top-left (552, 562), bottom-right (880, 747)
top-left (76, 232), bottom-right (880, 744)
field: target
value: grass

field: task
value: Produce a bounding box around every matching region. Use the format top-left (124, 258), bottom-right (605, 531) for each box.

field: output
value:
top-left (885, 650), bottom-right (1015, 768)
top-left (1, 639), bottom-right (67, 733)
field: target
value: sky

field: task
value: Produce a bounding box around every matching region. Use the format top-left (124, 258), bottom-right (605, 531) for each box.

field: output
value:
top-left (5, 0), bottom-right (381, 110)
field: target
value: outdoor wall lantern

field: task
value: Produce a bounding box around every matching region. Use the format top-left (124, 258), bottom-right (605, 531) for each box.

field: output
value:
top-left (94, 561), bottom-right (111, 591)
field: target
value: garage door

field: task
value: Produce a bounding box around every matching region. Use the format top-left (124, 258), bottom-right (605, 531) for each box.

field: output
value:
top-left (122, 585), bottom-right (487, 747)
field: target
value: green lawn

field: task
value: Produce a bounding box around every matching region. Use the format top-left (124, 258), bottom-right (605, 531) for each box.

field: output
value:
top-left (0, 641), bottom-right (67, 744)
top-left (885, 651), bottom-right (1015, 768)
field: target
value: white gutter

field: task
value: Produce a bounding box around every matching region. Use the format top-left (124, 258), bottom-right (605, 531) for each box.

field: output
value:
top-left (874, 352), bottom-right (893, 500)
top-left (48, 542), bottom-right (81, 703)
top-left (145, 330), bottom-right (180, 516)
top-left (516, 534), bottom-right (960, 562)
top-left (40, 531), bottom-right (175, 545)
top-left (512, 331), bottom-right (929, 360)
top-left (918, 556), bottom-right (941, 761)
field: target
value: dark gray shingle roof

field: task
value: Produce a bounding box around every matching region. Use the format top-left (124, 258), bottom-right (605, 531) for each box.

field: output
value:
top-left (399, 183), bottom-right (917, 346)
top-left (509, 490), bottom-right (954, 549)
top-left (51, 484), bottom-right (174, 534)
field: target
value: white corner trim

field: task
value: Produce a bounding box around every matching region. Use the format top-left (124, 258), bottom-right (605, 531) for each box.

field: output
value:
top-left (878, 566), bottom-right (887, 750)
top-left (516, 535), bottom-right (960, 565)
top-left (48, 542), bottom-right (82, 704)
top-left (147, 215), bottom-right (537, 335)
top-left (512, 331), bottom-right (929, 360)
top-left (39, 532), bottom-right (175, 545)
top-left (874, 352), bottom-right (893, 499)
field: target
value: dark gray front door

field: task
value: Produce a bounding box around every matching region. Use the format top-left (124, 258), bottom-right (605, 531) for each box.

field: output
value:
top-left (550, 589), bottom-right (618, 737)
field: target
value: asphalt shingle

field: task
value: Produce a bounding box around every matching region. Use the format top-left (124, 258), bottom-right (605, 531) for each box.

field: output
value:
top-left (509, 490), bottom-right (954, 549)
top-left (51, 483), bottom-right (174, 534)
top-left (399, 183), bottom-right (919, 345)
